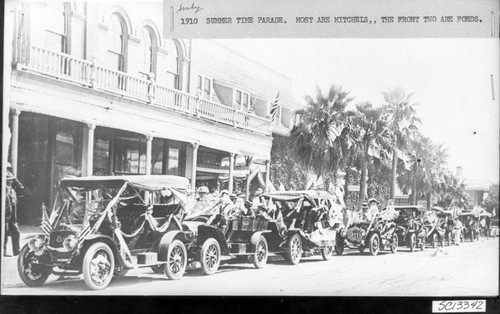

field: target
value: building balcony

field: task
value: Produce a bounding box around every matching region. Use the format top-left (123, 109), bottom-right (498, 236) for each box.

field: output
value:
top-left (13, 45), bottom-right (272, 136)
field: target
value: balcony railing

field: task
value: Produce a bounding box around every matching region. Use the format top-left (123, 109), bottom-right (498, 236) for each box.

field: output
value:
top-left (18, 45), bottom-right (272, 135)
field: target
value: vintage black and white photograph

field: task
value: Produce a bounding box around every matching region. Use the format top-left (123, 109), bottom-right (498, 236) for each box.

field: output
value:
top-left (1, 0), bottom-right (499, 301)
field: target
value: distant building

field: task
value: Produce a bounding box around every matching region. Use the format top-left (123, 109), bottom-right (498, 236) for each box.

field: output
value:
top-left (456, 166), bottom-right (492, 209)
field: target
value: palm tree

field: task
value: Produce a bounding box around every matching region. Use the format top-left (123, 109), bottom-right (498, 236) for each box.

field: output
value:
top-left (397, 135), bottom-right (449, 207)
top-left (289, 85), bottom-right (355, 187)
top-left (435, 169), bottom-right (469, 209)
top-left (352, 103), bottom-right (392, 211)
top-left (382, 88), bottom-right (420, 200)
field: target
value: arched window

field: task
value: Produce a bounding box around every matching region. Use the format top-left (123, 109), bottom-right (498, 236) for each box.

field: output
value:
top-left (107, 13), bottom-right (127, 72)
top-left (140, 26), bottom-right (156, 79)
top-left (165, 40), bottom-right (180, 89)
top-left (45, 3), bottom-right (68, 53)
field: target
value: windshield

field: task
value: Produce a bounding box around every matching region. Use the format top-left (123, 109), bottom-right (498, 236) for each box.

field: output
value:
top-left (51, 184), bottom-right (140, 227)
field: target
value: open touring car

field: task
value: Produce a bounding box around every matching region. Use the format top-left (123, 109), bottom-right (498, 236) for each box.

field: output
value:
top-left (18, 175), bottom-right (191, 290)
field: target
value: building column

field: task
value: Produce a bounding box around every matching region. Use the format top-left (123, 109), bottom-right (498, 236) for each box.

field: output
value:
top-left (145, 134), bottom-right (153, 175)
top-left (82, 123), bottom-right (95, 176)
top-left (265, 159), bottom-right (271, 192)
top-left (10, 110), bottom-right (20, 176)
top-left (191, 143), bottom-right (199, 190)
top-left (228, 153), bottom-right (235, 194)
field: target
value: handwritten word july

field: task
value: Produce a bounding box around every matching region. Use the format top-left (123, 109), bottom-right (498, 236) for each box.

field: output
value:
top-left (177, 2), bottom-right (203, 14)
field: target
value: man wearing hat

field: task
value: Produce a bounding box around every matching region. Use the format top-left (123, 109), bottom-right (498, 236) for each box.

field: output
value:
top-left (4, 162), bottom-right (24, 257)
top-left (206, 189), bottom-right (233, 233)
top-left (196, 186), bottom-right (210, 201)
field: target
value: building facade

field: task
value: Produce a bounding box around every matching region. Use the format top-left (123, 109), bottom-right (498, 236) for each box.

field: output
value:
top-left (5, 1), bottom-right (301, 224)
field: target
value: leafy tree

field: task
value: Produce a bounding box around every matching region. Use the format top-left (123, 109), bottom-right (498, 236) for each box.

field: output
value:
top-left (270, 135), bottom-right (309, 190)
top-left (382, 87), bottom-right (420, 200)
top-left (289, 85), bottom-right (355, 187)
top-left (352, 102), bottom-right (392, 211)
top-left (398, 135), bottom-right (451, 207)
top-left (483, 184), bottom-right (499, 217)
top-left (434, 169), bottom-right (470, 209)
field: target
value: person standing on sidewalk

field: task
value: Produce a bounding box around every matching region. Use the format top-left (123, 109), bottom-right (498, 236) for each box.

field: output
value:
top-left (4, 163), bottom-right (24, 257)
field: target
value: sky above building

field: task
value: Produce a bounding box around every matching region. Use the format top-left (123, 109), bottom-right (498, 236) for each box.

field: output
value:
top-left (211, 38), bottom-right (499, 183)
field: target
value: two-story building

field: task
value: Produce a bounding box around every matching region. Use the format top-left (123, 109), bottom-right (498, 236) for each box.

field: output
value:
top-left (4, 1), bottom-right (301, 224)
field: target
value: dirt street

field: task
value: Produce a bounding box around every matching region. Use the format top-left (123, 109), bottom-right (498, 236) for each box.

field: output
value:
top-left (2, 234), bottom-right (498, 296)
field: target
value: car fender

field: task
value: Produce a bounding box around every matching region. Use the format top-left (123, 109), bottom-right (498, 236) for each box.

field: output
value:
top-left (25, 233), bottom-right (46, 241)
top-left (77, 234), bottom-right (123, 267)
top-left (157, 230), bottom-right (191, 262)
top-left (249, 231), bottom-right (271, 247)
top-left (194, 224), bottom-right (229, 255)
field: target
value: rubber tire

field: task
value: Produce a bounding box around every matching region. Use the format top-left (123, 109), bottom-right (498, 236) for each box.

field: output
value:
top-left (335, 240), bottom-right (344, 256)
top-left (252, 236), bottom-right (268, 269)
top-left (164, 239), bottom-right (187, 280)
top-left (390, 234), bottom-right (398, 253)
top-left (368, 233), bottom-right (380, 256)
top-left (286, 233), bottom-right (302, 265)
top-left (432, 233), bottom-right (438, 249)
top-left (470, 231), bottom-right (475, 242)
top-left (320, 246), bottom-right (334, 260)
top-left (409, 234), bottom-right (416, 252)
top-left (200, 238), bottom-right (221, 275)
top-left (82, 242), bottom-right (115, 290)
top-left (17, 244), bottom-right (51, 287)
top-left (420, 238), bottom-right (426, 251)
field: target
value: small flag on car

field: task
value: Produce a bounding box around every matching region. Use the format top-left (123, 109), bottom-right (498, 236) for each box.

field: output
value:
top-left (78, 211), bottom-right (92, 244)
top-left (41, 203), bottom-right (52, 236)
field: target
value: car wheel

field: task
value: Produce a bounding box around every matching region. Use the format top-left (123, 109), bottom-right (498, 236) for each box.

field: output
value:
top-left (409, 234), bottom-right (416, 252)
top-left (390, 234), bottom-right (398, 253)
top-left (252, 236), bottom-right (268, 269)
top-left (320, 246), bottom-right (334, 260)
top-left (432, 233), bottom-right (438, 249)
top-left (368, 233), bottom-right (380, 256)
top-left (17, 244), bottom-right (51, 287)
top-left (286, 233), bottom-right (302, 265)
top-left (164, 240), bottom-right (187, 280)
top-left (200, 238), bottom-right (221, 275)
top-left (470, 230), bottom-right (475, 242)
top-left (82, 242), bottom-right (115, 290)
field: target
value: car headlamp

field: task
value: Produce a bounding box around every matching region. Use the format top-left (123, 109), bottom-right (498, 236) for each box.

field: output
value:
top-left (340, 229), bottom-right (347, 238)
top-left (63, 235), bottom-right (78, 251)
top-left (361, 230), bottom-right (366, 237)
top-left (28, 237), bottom-right (45, 252)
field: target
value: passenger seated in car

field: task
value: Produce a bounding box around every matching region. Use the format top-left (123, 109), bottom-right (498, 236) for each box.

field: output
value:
top-left (206, 190), bottom-right (233, 233)
top-left (304, 204), bottom-right (320, 233)
top-left (159, 188), bottom-right (174, 204)
top-left (298, 200), bottom-right (313, 230)
top-left (226, 196), bottom-right (246, 219)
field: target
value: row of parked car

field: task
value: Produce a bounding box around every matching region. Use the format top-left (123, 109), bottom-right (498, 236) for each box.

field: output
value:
top-left (16, 175), bottom-right (493, 290)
